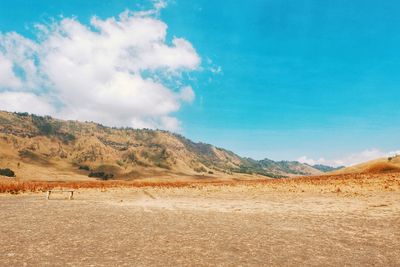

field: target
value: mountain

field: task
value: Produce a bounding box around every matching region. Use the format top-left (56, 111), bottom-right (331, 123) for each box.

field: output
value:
top-left (0, 111), bottom-right (324, 181)
top-left (309, 164), bottom-right (345, 172)
top-left (240, 158), bottom-right (323, 176)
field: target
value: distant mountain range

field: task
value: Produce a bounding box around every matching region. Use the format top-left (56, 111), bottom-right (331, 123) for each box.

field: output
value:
top-left (307, 164), bottom-right (345, 172)
top-left (0, 111), bottom-right (342, 181)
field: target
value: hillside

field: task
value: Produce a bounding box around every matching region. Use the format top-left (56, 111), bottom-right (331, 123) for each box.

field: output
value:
top-left (0, 111), bottom-right (324, 181)
top-left (332, 155), bottom-right (400, 175)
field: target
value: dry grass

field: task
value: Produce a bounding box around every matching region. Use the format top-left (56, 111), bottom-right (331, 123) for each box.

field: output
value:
top-left (365, 162), bottom-right (400, 173)
top-left (0, 179), bottom-right (221, 193)
top-left (1, 172), bottom-right (399, 194)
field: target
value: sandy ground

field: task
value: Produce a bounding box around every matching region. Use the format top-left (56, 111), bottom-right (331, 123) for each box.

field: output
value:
top-left (0, 186), bottom-right (399, 266)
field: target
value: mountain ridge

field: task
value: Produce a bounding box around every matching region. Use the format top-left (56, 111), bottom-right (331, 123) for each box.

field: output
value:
top-left (307, 164), bottom-right (345, 172)
top-left (0, 110), bottom-right (333, 180)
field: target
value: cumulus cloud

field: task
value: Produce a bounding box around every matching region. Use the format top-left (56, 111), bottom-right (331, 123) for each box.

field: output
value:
top-left (0, 2), bottom-right (200, 131)
top-left (298, 148), bottom-right (400, 167)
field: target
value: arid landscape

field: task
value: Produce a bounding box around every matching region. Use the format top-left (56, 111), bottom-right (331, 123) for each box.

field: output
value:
top-left (1, 172), bottom-right (399, 266)
top-left (1, 1), bottom-right (400, 266)
top-left (1, 111), bottom-right (400, 266)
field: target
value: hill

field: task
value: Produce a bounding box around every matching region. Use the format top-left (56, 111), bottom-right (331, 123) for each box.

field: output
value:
top-left (0, 111), bottom-right (324, 181)
top-left (332, 155), bottom-right (400, 175)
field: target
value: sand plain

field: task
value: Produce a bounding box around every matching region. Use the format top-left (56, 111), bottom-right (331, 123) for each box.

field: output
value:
top-left (0, 176), bottom-right (399, 266)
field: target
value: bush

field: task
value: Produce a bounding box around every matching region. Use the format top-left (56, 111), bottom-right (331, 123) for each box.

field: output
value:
top-left (0, 168), bottom-right (15, 177)
top-left (194, 166), bottom-right (207, 173)
top-left (79, 165), bottom-right (90, 171)
top-left (15, 112), bottom-right (29, 117)
top-left (59, 133), bottom-right (76, 144)
top-left (31, 115), bottom-right (59, 136)
top-left (127, 152), bottom-right (136, 162)
top-left (88, 172), bottom-right (114, 180)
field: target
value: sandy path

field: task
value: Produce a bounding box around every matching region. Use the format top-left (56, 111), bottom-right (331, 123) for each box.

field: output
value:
top-left (0, 188), bottom-right (399, 266)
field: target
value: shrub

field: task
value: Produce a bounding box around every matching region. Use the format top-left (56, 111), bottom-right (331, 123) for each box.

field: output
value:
top-left (59, 133), bottom-right (76, 144)
top-left (88, 172), bottom-right (114, 180)
top-left (127, 152), bottom-right (136, 162)
top-left (0, 168), bottom-right (15, 177)
top-left (194, 166), bottom-right (207, 173)
top-left (79, 165), bottom-right (90, 171)
top-left (31, 115), bottom-right (59, 136)
top-left (15, 112), bottom-right (29, 117)
top-left (140, 151), bottom-right (150, 159)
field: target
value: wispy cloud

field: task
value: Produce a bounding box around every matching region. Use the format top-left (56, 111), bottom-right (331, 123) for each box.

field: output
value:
top-left (298, 148), bottom-right (400, 167)
top-left (0, 1), bottom-right (199, 131)
top-left (206, 57), bottom-right (222, 75)
top-left (154, 0), bottom-right (168, 11)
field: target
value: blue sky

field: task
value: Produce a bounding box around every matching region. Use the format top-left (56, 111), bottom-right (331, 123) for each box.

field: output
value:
top-left (0, 0), bottom-right (400, 165)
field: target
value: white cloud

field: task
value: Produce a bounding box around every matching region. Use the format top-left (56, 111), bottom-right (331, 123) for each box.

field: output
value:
top-left (298, 148), bottom-right (400, 167)
top-left (160, 116), bottom-right (180, 131)
top-left (0, 54), bottom-right (22, 88)
top-left (153, 0), bottom-right (168, 12)
top-left (0, 2), bottom-right (200, 131)
top-left (179, 86), bottom-right (195, 103)
top-left (0, 32), bottom-right (40, 90)
top-left (134, 0), bottom-right (168, 17)
top-left (205, 57), bottom-right (222, 75)
top-left (0, 91), bottom-right (55, 115)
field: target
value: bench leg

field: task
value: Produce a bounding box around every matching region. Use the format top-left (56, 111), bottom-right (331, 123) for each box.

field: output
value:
top-left (46, 191), bottom-right (51, 200)
top-left (69, 191), bottom-right (74, 200)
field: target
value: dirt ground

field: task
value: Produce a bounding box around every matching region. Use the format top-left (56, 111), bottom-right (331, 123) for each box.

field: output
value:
top-left (0, 185), bottom-right (399, 266)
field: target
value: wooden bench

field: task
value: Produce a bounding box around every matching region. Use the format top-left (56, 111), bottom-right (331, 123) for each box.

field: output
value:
top-left (46, 189), bottom-right (74, 200)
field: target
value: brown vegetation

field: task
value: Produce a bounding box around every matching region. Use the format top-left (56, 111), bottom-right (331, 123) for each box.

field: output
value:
top-left (1, 172), bottom-right (399, 194)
